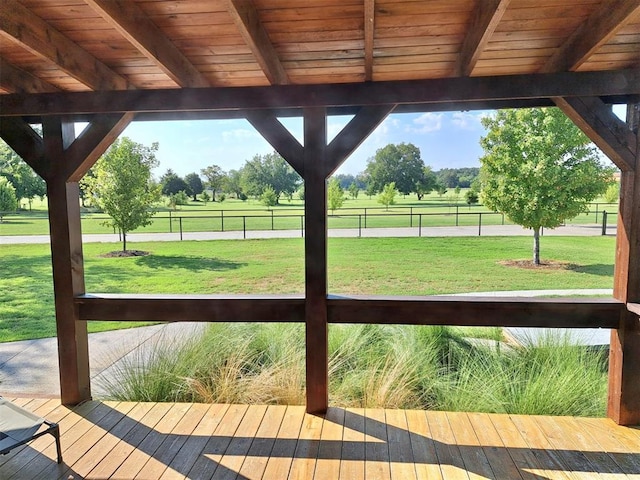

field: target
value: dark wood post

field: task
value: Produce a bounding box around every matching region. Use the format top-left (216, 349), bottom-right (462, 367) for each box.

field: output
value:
top-left (609, 103), bottom-right (640, 425)
top-left (303, 107), bottom-right (329, 414)
top-left (43, 118), bottom-right (91, 405)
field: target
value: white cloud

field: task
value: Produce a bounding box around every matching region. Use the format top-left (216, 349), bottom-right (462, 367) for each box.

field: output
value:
top-left (222, 128), bottom-right (259, 142)
top-left (409, 113), bottom-right (443, 133)
top-left (451, 112), bottom-right (483, 130)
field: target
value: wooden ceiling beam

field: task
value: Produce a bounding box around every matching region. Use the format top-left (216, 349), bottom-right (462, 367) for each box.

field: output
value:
top-left (84, 0), bottom-right (209, 88)
top-left (325, 104), bottom-right (395, 176)
top-left (225, 0), bottom-right (289, 85)
top-left (64, 113), bottom-right (134, 182)
top-left (0, 117), bottom-right (45, 177)
top-left (554, 96), bottom-right (637, 172)
top-left (364, 0), bottom-right (375, 81)
top-left (456, 0), bottom-right (511, 77)
top-left (245, 110), bottom-right (304, 175)
top-left (0, 58), bottom-right (59, 94)
top-left (1, 69), bottom-right (637, 117)
top-left (542, 0), bottom-right (640, 73)
top-left (0, 0), bottom-right (129, 91)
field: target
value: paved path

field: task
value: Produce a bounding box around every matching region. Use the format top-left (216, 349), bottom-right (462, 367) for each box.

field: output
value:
top-left (0, 289), bottom-right (613, 399)
top-left (0, 222), bottom-right (616, 245)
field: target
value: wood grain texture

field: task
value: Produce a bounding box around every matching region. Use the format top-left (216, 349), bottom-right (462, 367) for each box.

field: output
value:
top-left (84, 0), bottom-right (209, 88)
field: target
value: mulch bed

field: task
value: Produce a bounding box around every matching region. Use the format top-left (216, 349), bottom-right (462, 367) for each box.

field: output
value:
top-left (499, 260), bottom-right (577, 270)
top-left (99, 250), bottom-right (150, 258)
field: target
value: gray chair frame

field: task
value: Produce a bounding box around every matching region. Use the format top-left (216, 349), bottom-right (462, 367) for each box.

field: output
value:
top-left (0, 397), bottom-right (62, 464)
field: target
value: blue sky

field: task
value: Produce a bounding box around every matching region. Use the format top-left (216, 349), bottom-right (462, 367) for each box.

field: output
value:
top-left (103, 105), bottom-right (626, 179)
top-left (115, 111), bottom-right (489, 178)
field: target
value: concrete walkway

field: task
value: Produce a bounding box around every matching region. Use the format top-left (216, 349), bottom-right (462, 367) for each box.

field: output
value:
top-left (0, 222), bottom-right (616, 245)
top-left (0, 289), bottom-right (613, 399)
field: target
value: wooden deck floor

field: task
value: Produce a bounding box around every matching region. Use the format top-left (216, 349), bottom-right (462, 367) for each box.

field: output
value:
top-left (1, 398), bottom-right (639, 479)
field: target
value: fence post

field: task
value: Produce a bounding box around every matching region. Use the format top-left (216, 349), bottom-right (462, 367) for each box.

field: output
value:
top-left (271, 210), bottom-right (274, 230)
top-left (179, 217), bottom-right (183, 240)
top-left (358, 214), bottom-right (362, 238)
top-left (410, 207), bottom-right (413, 227)
top-left (602, 210), bottom-right (608, 236)
top-left (455, 205), bottom-right (459, 226)
top-left (243, 216), bottom-right (246, 239)
top-left (478, 213), bottom-right (482, 236)
top-left (221, 210), bottom-right (224, 232)
top-left (419, 214), bottom-right (422, 237)
top-left (595, 203), bottom-right (599, 223)
top-left (169, 210), bottom-right (172, 233)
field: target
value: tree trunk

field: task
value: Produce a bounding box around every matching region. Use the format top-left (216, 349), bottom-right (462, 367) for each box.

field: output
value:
top-left (533, 227), bottom-right (540, 265)
top-left (123, 231), bottom-right (127, 252)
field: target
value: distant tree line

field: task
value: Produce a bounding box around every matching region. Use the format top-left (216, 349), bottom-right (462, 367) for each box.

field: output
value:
top-left (157, 151), bottom-right (301, 208)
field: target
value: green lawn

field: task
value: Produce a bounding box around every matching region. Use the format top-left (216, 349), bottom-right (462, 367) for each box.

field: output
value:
top-left (0, 236), bottom-right (615, 342)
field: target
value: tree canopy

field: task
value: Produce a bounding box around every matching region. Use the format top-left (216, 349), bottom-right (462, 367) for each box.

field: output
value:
top-left (480, 107), bottom-right (614, 265)
top-left (84, 137), bottom-right (160, 252)
top-left (240, 152), bottom-right (300, 204)
top-left (160, 169), bottom-right (190, 197)
top-left (0, 176), bottom-right (18, 222)
top-left (200, 164), bottom-right (225, 202)
top-left (184, 172), bottom-right (203, 201)
top-left (365, 143), bottom-right (426, 196)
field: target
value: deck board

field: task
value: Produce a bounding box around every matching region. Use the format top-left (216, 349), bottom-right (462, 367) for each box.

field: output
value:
top-left (1, 399), bottom-right (639, 480)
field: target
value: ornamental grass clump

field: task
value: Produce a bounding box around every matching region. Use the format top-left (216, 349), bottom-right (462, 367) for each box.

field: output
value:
top-left (100, 323), bottom-right (607, 417)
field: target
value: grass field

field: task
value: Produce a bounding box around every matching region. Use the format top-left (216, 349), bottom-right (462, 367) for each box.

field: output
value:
top-left (0, 236), bottom-right (615, 342)
top-left (0, 192), bottom-right (618, 236)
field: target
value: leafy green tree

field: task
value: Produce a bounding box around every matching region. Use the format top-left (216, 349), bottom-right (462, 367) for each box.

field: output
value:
top-left (87, 137), bottom-right (160, 252)
top-left (365, 182), bottom-right (377, 199)
top-left (241, 152), bottom-right (300, 204)
top-left (224, 169), bottom-right (244, 198)
top-left (201, 190), bottom-right (210, 204)
top-left (348, 182), bottom-right (359, 199)
top-left (0, 176), bottom-right (18, 222)
top-left (200, 164), bottom-right (225, 201)
top-left (377, 182), bottom-right (397, 211)
top-left (435, 182), bottom-right (447, 197)
top-left (0, 140), bottom-right (45, 209)
top-left (261, 185), bottom-right (278, 207)
top-left (603, 182), bottom-right (620, 203)
top-left (465, 189), bottom-right (479, 208)
top-left (480, 107), bottom-right (614, 265)
top-left (328, 178), bottom-right (345, 212)
top-left (415, 166), bottom-right (438, 200)
top-left (365, 143), bottom-right (425, 195)
top-left (160, 169), bottom-right (190, 197)
top-left (184, 172), bottom-right (203, 201)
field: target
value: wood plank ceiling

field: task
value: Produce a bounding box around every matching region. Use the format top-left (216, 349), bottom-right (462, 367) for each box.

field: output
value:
top-left (0, 0), bottom-right (639, 96)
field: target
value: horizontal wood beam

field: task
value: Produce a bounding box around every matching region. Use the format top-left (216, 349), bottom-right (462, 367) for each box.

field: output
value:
top-left (75, 293), bottom-right (622, 329)
top-left (76, 294), bottom-right (305, 322)
top-left (85, 0), bottom-right (209, 88)
top-left (555, 96), bottom-right (637, 171)
top-left (2, 69), bottom-right (638, 117)
top-left (327, 295), bottom-right (622, 329)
